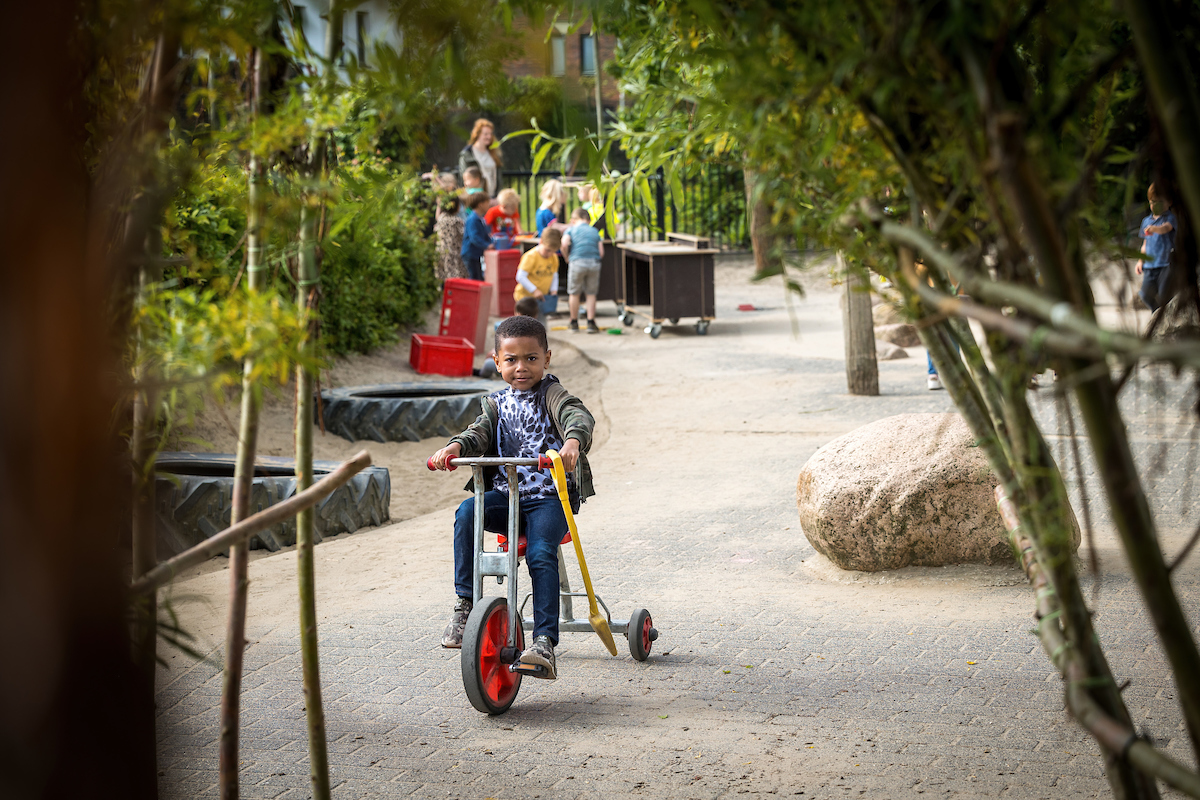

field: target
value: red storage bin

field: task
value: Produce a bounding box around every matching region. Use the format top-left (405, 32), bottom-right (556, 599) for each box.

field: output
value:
top-left (484, 249), bottom-right (522, 317)
top-left (439, 278), bottom-right (494, 354)
top-left (409, 334), bottom-right (474, 376)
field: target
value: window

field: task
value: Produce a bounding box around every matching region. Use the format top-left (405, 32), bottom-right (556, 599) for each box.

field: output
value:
top-left (580, 34), bottom-right (596, 76)
top-left (550, 35), bottom-right (566, 77)
top-left (356, 11), bottom-right (369, 64)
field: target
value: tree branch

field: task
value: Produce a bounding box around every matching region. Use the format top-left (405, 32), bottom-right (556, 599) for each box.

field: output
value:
top-left (997, 486), bottom-right (1200, 798)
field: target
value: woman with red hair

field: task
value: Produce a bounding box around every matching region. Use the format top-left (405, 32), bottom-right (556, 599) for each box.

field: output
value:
top-left (458, 118), bottom-right (502, 197)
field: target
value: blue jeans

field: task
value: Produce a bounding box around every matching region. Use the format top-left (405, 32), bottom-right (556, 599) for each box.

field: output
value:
top-left (1140, 267), bottom-right (1171, 313)
top-left (463, 254), bottom-right (483, 282)
top-left (454, 490), bottom-right (567, 644)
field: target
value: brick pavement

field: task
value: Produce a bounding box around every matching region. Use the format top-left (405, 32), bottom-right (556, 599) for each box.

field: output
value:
top-left (156, 259), bottom-right (1200, 799)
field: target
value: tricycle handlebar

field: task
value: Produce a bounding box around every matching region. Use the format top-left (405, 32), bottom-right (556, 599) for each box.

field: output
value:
top-left (427, 455), bottom-right (554, 472)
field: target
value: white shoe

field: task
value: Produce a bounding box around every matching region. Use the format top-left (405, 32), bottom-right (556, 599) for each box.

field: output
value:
top-left (927, 374), bottom-right (943, 390)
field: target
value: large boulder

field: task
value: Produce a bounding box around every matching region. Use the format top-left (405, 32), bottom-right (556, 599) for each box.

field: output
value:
top-left (796, 413), bottom-right (1073, 571)
top-left (872, 303), bottom-right (906, 326)
top-left (876, 340), bottom-right (909, 361)
top-left (874, 322), bottom-right (921, 347)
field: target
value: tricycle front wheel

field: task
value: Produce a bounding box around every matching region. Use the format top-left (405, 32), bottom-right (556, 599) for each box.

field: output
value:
top-left (462, 596), bottom-right (524, 715)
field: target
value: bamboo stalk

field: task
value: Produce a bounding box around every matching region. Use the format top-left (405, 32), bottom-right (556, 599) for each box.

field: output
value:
top-left (130, 450), bottom-right (371, 595)
top-left (998, 487), bottom-right (1197, 798)
top-left (220, 47), bottom-right (267, 800)
top-left (295, 9), bottom-right (343, 790)
top-left (992, 123), bottom-right (1200, 762)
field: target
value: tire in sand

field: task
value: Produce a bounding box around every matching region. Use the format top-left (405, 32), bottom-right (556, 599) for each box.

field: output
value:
top-left (319, 381), bottom-right (501, 443)
top-left (153, 452), bottom-right (391, 559)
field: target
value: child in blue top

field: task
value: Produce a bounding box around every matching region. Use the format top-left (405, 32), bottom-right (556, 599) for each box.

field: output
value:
top-left (562, 208), bottom-right (605, 333)
top-left (535, 179), bottom-right (566, 235)
top-left (430, 315), bottom-right (597, 680)
top-left (1136, 183), bottom-right (1177, 313)
top-left (461, 192), bottom-right (493, 282)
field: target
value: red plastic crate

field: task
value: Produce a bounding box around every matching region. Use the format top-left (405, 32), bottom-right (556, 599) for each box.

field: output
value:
top-left (484, 249), bottom-right (522, 317)
top-left (439, 278), bottom-right (494, 354)
top-left (409, 334), bottom-right (475, 376)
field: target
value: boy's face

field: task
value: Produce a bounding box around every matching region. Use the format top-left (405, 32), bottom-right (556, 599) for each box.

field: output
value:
top-left (464, 173), bottom-right (481, 188)
top-left (493, 336), bottom-right (550, 391)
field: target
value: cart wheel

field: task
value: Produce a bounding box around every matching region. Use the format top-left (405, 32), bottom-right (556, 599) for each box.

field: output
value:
top-left (646, 324), bottom-right (662, 339)
top-left (628, 608), bottom-right (655, 661)
top-left (696, 321), bottom-right (709, 336)
top-left (462, 596), bottom-right (524, 715)
top-left (669, 318), bottom-right (680, 325)
top-left (621, 312), bottom-right (634, 326)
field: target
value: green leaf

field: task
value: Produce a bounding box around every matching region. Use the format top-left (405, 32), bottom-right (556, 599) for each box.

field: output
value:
top-left (531, 141), bottom-right (554, 177)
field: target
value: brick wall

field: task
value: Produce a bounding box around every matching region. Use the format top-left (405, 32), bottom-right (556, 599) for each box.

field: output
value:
top-left (503, 16), bottom-right (621, 107)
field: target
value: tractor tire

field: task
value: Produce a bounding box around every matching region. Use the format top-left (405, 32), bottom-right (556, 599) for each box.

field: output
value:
top-left (319, 381), bottom-right (502, 443)
top-left (153, 452), bottom-right (391, 559)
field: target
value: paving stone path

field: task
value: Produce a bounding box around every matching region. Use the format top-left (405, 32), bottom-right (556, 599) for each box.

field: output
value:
top-left (156, 258), bottom-right (1200, 799)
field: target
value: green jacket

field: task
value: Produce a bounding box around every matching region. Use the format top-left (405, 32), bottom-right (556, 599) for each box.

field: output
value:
top-left (449, 376), bottom-right (596, 508)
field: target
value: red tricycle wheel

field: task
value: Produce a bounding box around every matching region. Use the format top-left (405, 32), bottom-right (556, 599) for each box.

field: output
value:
top-left (628, 608), bottom-right (653, 661)
top-left (462, 596), bottom-right (524, 714)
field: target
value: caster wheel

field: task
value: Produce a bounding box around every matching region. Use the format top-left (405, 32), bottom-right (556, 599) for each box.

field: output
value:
top-left (696, 321), bottom-right (709, 336)
top-left (668, 318), bottom-right (680, 325)
top-left (462, 596), bottom-right (524, 715)
top-left (646, 324), bottom-right (662, 339)
top-left (621, 312), bottom-right (634, 326)
top-left (628, 608), bottom-right (656, 661)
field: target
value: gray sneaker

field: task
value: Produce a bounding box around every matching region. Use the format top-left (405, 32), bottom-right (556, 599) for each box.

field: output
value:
top-left (519, 635), bottom-right (557, 679)
top-left (441, 597), bottom-right (472, 648)
top-left (568, 319), bottom-right (579, 332)
top-left (586, 319), bottom-right (600, 334)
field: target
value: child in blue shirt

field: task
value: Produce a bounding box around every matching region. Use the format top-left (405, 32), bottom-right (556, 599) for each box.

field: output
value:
top-left (535, 179), bottom-right (566, 235)
top-left (461, 192), bottom-right (493, 282)
top-left (562, 208), bottom-right (605, 333)
top-left (1136, 183), bottom-right (1177, 313)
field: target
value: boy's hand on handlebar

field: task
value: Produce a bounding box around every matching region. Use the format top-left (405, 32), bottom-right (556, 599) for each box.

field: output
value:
top-left (430, 443), bottom-right (462, 470)
top-left (558, 438), bottom-right (580, 473)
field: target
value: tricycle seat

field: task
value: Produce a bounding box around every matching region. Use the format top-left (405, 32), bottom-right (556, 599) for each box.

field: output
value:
top-left (497, 531), bottom-right (572, 557)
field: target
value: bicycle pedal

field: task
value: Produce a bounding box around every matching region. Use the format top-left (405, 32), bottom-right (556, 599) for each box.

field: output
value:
top-left (509, 662), bottom-right (550, 679)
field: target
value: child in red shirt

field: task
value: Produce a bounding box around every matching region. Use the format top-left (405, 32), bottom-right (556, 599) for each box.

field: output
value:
top-left (485, 188), bottom-right (523, 248)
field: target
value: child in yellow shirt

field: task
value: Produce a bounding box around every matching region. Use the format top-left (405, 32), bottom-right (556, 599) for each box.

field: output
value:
top-left (515, 228), bottom-right (562, 316)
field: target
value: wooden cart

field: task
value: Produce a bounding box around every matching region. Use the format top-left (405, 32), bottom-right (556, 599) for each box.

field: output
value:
top-left (615, 241), bottom-right (717, 338)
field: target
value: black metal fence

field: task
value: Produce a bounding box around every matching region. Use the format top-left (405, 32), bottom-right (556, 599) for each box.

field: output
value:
top-left (501, 164), bottom-right (750, 251)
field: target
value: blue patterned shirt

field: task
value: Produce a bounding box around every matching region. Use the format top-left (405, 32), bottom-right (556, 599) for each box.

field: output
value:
top-left (492, 377), bottom-right (567, 500)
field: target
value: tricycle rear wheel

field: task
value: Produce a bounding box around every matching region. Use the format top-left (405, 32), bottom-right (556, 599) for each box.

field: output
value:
top-left (462, 596), bottom-right (524, 714)
top-left (628, 608), bottom-right (654, 661)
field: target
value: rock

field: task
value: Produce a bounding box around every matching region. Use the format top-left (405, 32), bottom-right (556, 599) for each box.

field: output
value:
top-left (874, 322), bottom-right (921, 347)
top-left (876, 340), bottom-right (908, 360)
top-left (796, 413), bottom-right (1079, 571)
top-left (872, 303), bottom-right (905, 326)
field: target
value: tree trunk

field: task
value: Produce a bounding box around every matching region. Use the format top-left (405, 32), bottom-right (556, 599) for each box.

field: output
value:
top-left (0, 1), bottom-right (155, 795)
top-left (744, 168), bottom-right (782, 276)
top-left (218, 47), bottom-right (267, 800)
top-left (840, 252), bottom-right (879, 395)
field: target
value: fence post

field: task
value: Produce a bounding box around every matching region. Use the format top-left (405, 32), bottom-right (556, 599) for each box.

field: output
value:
top-left (655, 167), bottom-right (666, 239)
